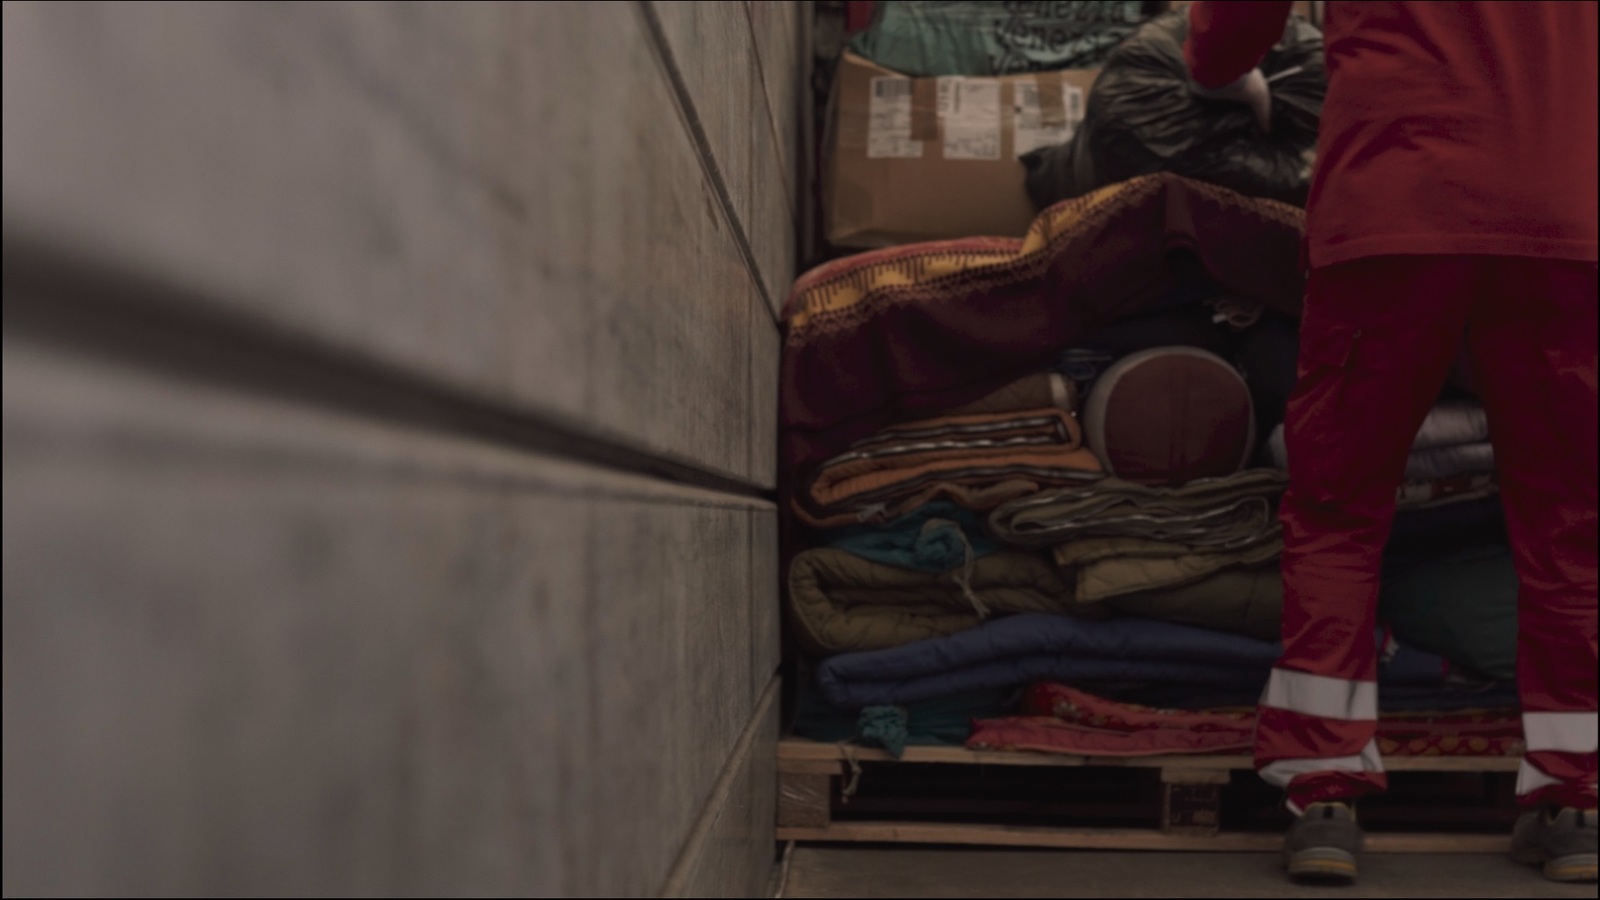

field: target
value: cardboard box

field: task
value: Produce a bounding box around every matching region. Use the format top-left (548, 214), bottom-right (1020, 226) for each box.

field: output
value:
top-left (824, 51), bottom-right (1099, 249)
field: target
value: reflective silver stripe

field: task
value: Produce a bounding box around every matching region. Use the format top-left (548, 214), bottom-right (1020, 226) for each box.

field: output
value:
top-left (1522, 711), bottom-right (1600, 753)
top-left (1262, 668), bottom-right (1379, 722)
top-left (1515, 759), bottom-right (1567, 798)
top-left (1259, 739), bottom-right (1385, 789)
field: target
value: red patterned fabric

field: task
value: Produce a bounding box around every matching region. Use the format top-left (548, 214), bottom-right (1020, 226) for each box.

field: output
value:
top-left (967, 682), bottom-right (1523, 758)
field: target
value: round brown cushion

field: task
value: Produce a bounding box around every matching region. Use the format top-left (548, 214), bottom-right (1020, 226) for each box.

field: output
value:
top-left (1082, 347), bottom-right (1255, 485)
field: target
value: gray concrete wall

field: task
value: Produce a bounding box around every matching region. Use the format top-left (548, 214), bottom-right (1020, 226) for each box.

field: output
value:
top-left (1, 2), bottom-right (805, 896)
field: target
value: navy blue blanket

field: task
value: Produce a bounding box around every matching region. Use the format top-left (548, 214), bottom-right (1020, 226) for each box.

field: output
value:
top-left (815, 613), bottom-right (1452, 708)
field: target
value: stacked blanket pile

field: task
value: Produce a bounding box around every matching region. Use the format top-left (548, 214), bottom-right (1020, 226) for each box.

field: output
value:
top-left (988, 470), bottom-right (1287, 637)
top-left (788, 548), bottom-right (1083, 656)
top-left (1267, 399), bottom-right (1503, 555)
top-left (779, 174), bottom-right (1519, 761)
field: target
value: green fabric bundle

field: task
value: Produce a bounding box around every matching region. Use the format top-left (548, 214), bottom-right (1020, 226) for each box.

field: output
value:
top-left (1381, 543), bottom-right (1518, 682)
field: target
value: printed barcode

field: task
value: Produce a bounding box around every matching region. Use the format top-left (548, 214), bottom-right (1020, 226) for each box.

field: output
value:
top-left (872, 78), bottom-right (912, 100)
top-left (1068, 90), bottom-right (1084, 120)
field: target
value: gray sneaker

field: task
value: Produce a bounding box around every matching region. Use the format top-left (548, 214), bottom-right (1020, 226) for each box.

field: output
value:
top-left (1511, 807), bottom-right (1598, 883)
top-left (1284, 801), bottom-right (1364, 884)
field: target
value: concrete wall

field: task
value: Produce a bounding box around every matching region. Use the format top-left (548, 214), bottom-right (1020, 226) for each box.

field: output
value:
top-left (1, 2), bottom-right (805, 896)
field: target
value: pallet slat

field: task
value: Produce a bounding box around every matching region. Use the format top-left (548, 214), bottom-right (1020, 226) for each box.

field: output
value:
top-left (777, 738), bottom-right (1522, 773)
top-left (776, 738), bottom-right (1522, 854)
top-left (777, 773), bottom-right (832, 829)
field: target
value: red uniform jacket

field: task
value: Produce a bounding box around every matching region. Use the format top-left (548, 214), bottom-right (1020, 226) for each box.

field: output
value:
top-left (1185, 1), bottom-right (1599, 268)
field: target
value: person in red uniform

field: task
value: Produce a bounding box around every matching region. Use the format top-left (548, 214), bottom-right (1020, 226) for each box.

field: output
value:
top-left (1185, 0), bottom-right (1598, 885)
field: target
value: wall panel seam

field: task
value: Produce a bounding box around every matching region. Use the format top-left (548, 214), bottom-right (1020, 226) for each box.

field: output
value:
top-left (2, 234), bottom-right (776, 501)
top-left (634, 0), bottom-right (783, 328)
top-left (656, 674), bottom-right (781, 898)
top-left (740, 0), bottom-right (801, 223)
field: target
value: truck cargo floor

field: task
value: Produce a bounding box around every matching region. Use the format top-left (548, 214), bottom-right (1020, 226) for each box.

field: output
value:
top-left (778, 846), bottom-right (1596, 899)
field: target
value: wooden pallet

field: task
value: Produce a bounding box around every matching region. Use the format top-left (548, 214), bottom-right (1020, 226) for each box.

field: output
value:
top-left (777, 738), bottom-right (1521, 853)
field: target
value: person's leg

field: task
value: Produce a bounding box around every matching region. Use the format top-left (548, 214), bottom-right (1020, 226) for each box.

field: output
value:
top-left (1256, 256), bottom-right (1473, 815)
top-left (1469, 259), bottom-right (1598, 813)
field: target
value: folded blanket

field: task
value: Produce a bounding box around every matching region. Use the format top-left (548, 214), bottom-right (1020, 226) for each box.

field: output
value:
top-left (1085, 534), bottom-right (1515, 665)
top-left (969, 713), bottom-right (1252, 756)
top-left (1264, 427), bottom-right (1498, 509)
top-left (794, 546), bottom-right (1291, 660)
top-left (1395, 471), bottom-right (1497, 510)
top-left (782, 174), bottom-right (1306, 479)
top-left (819, 502), bottom-right (998, 574)
top-left (971, 683), bottom-right (1256, 756)
top-left (796, 407), bottom-right (1103, 527)
top-left (1402, 442), bottom-right (1495, 482)
top-left (987, 470), bottom-right (1286, 603)
top-left (1074, 535), bottom-right (1516, 665)
top-left (1410, 400), bottom-right (1490, 450)
top-left (989, 469), bottom-right (1286, 548)
top-left (1078, 678), bottom-right (1520, 713)
top-left (1268, 423), bottom-right (1494, 481)
top-left (967, 683), bottom-right (1523, 758)
top-left (814, 613), bottom-right (1450, 708)
top-left (1105, 565), bottom-right (1282, 640)
top-left (1268, 400), bottom-right (1488, 462)
top-left (1370, 710), bottom-right (1525, 757)
top-left (786, 548), bottom-right (1086, 656)
top-left (1060, 536), bottom-right (1283, 604)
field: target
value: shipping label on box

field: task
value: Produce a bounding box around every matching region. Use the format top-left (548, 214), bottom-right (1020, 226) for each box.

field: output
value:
top-left (936, 77), bottom-right (1003, 160)
top-left (825, 52), bottom-right (1100, 248)
top-left (867, 76), bottom-right (923, 159)
top-left (1014, 79), bottom-right (1086, 158)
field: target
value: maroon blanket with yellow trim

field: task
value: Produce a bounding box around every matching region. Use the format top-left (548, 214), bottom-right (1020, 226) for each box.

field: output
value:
top-left (780, 174), bottom-right (1307, 480)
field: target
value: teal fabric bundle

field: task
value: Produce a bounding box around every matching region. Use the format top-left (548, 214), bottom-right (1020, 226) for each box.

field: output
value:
top-left (790, 680), bottom-right (1016, 757)
top-left (821, 501), bottom-right (998, 574)
top-left (856, 707), bottom-right (913, 758)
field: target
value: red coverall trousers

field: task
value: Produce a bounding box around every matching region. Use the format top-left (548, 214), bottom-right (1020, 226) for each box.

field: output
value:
top-left (1255, 255), bottom-right (1599, 812)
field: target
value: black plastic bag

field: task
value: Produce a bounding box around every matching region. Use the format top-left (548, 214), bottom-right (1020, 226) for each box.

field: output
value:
top-left (1023, 10), bottom-right (1325, 208)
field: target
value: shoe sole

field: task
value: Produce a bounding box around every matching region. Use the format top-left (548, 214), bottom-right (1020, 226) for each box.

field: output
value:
top-left (1543, 854), bottom-right (1598, 884)
top-left (1286, 847), bottom-right (1358, 885)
